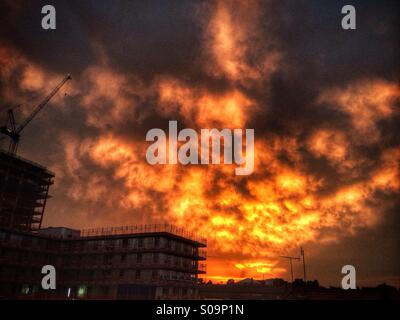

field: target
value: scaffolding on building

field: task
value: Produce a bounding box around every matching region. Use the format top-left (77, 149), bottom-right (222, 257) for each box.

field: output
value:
top-left (0, 151), bottom-right (54, 232)
top-left (80, 223), bottom-right (207, 246)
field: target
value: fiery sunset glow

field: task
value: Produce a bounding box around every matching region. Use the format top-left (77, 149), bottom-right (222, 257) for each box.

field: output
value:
top-left (0, 0), bottom-right (399, 286)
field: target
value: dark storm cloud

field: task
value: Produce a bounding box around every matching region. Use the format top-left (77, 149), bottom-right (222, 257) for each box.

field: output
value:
top-left (0, 0), bottom-right (207, 81)
top-left (252, 0), bottom-right (399, 133)
top-left (266, 0), bottom-right (399, 85)
top-left (306, 196), bottom-right (400, 287)
top-left (78, 0), bottom-right (205, 81)
top-left (1, 0), bottom-right (398, 83)
top-left (246, 0), bottom-right (400, 197)
top-left (0, 0), bottom-right (95, 75)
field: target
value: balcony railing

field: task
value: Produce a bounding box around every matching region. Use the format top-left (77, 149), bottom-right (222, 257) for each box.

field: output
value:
top-left (60, 260), bottom-right (206, 274)
top-left (80, 224), bottom-right (206, 245)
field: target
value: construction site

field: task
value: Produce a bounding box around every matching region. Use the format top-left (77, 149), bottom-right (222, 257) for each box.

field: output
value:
top-left (0, 224), bottom-right (206, 299)
top-left (0, 75), bottom-right (207, 299)
top-left (0, 151), bottom-right (54, 233)
top-left (0, 76), bottom-right (71, 233)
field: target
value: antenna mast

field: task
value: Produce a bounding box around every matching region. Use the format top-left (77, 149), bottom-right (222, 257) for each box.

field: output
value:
top-left (280, 255), bottom-right (300, 283)
top-left (300, 247), bottom-right (307, 282)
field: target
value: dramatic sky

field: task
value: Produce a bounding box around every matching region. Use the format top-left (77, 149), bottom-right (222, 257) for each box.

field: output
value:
top-left (0, 0), bottom-right (399, 287)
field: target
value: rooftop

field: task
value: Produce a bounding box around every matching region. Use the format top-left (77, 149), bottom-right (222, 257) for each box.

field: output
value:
top-left (80, 223), bottom-right (207, 246)
top-left (0, 150), bottom-right (55, 177)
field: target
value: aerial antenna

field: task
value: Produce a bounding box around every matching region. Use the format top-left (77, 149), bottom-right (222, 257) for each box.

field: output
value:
top-left (300, 246), bottom-right (307, 282)
top-left (280, 255), bottom-right (300, 283)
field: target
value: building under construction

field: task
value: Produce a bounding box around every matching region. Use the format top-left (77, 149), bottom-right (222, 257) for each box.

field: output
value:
top-left (0, 151), bottom-right (206, 300)
top-left (0, 76), bottom-right (68, 231)
top-left (0, 151), bottom-right (54, 233)
top-left (0, 224), bottom-right (206, 299)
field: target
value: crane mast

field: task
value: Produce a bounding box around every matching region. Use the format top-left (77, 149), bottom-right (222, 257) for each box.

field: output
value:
top-left (0, 74), bottom-right (71, 155)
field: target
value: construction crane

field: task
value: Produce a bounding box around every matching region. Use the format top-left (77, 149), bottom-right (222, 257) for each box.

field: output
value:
top-left (0, 74), bottom-right (71, 155)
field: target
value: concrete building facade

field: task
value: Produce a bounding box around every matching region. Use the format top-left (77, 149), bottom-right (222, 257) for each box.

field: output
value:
top-left (0, 225), bottom-right (206, 299)
top-left (0, 151), bottom-right (54, 233)
top-left (0, 151), bottom-right (207, 300)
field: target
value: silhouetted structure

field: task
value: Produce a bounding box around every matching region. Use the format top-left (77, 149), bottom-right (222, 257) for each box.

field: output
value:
top-left (0, 224), bottom-right (206, 299)
top-left (0, 149), bottom-right (207, 300)
top-left (0, 151), bottom-right (54, 232)
top-left (0, 75), bottom-right (71, 155)
top-left (199, 278), bottom-right (400, 300)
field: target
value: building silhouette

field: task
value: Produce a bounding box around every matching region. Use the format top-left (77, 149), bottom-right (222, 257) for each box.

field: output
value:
top-left (0, 151), bottom-right (54, 232)
top-left (0, 151), bottom-right (206, 299)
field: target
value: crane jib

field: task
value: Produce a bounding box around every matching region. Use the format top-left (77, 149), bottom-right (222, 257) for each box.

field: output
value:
top-left (16, 74), bottom-right (72, 134)
top-left (0, 74), bottom-right (71, 155)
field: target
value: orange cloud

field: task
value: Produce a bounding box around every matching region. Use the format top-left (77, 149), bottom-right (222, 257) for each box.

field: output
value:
top-left (157, 77), bottom-right (254, 128)
top-left (204, 0), bottom-right (280, 84)
top-left (80, 66), bottom-right (148, 129)
top-left (319, 79), bottom-right (400, 142)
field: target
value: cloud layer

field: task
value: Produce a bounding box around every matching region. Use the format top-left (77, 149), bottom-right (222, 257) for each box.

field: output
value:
top-left (0, 0), bottom-right (399, 285)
